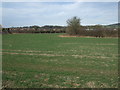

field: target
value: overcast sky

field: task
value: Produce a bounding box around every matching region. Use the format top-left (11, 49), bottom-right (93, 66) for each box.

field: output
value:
top-left (2, 2), bottom-right (118, 27)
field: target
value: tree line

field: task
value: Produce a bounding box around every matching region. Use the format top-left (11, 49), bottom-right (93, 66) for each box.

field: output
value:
top-left (2, 25), bottom-right (66, 34)
top-left (1, 16), bottom-right (119, 37)
top-left (66, 16), bottom-right (118, 37)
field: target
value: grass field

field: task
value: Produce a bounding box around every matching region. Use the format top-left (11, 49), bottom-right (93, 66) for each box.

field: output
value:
top-left (2, 33), bottom-right (118, 88)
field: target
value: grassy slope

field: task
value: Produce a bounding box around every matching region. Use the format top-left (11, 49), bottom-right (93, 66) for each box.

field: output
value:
top-left (2, 34), bottom-right (118, 88)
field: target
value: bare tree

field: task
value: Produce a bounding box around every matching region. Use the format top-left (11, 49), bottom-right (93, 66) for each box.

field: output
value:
top-left (66, 16), bottom-right (81, 35)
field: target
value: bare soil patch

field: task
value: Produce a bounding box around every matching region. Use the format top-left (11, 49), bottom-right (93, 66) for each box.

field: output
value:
top-left (58, 35), bottom-right (118, 38)
top-left (2, 49), bottom-right (111, 59)
top-left (1, 49), bottom-right (53, 53)
top-left (2, 52), bottom-right (65, 57)
top-left (58, 35), bottom-right (95, 38)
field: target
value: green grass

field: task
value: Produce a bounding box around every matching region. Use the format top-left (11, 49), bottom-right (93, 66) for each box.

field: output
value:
top-left (2, 33), bottom-right (118, 88)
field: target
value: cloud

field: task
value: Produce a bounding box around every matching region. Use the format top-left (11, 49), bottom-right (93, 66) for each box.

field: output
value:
top-left (73, 0), bottom-right (118, 1)
top-left (0, 2), bottom-right (2, 24)
top-left (2, 0), bottom-right (119, 2)
top-left (2, 2), bottom-right (118, 27)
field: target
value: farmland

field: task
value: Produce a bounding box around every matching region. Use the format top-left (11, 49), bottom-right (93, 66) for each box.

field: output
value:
top-left (2, 33), bottom-right (118, 88)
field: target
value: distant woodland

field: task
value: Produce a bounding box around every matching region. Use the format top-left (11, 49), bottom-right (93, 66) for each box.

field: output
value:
top-left (1, 23), bottom-right (119, 37)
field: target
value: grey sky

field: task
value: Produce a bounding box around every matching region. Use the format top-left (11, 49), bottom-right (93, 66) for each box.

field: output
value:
top-left (2, 2), bottom-right (118, 27)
